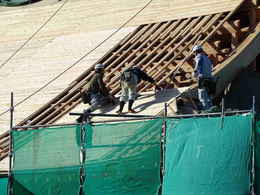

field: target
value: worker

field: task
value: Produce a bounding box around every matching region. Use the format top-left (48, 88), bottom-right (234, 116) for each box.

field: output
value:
top-left (116, 66), bottom-right (160, 114)
top-left (192, 45), bottom-right (213, 111)
top-left (77, 64), bottom-right (114, 122)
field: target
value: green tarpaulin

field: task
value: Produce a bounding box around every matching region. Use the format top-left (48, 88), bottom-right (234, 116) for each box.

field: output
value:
top-left (10, 113), bottom-right (257, 194)
top-left (12, 125), bottom-right (81, 195)
top-left (84, 119), bottom-right (162, 195)
top-left (163, 114), bottom-right (253, 195)
top-left (0, 177), bottom-right (8, 195)
top-left (11, 119), bottom-right (162, 195)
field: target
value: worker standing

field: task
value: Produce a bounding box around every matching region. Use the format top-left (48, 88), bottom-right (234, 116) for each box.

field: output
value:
top-left (116, 66), bottom-right (160, 114)
top-left (192, 45), bottom-right (213, 111)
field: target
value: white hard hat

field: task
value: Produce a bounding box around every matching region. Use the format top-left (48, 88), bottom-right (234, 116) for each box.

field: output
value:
top-left (192, 45), bottom-right (202, 52)
top-left (95, 63), bottom-right (105, 70)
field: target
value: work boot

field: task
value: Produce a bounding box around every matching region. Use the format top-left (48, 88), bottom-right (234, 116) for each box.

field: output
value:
top-left (116, 101), bottom-right (125, 114)
top-left (128, 100), bottom-right (137, 113)
top-left (128, 109), bottom-right (137, 114)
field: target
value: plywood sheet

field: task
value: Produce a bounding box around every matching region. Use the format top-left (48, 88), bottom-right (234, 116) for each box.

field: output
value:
top-left (0, 0), bottom-right (243, 41)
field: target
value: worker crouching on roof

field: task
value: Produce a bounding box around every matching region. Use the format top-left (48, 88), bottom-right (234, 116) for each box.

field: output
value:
top-left (77, 64), bottom-right (115, 122)
top-left (116, 66), bottom-right (160, 114)
top-left (192, 45), bottom-right (214, 111)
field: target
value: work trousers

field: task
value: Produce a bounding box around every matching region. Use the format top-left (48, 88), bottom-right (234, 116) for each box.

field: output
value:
top-left (198, 88), bottom-right (212, 110)
top-left (85, 93), bottom-right (109, 112)
top-left (119, 75), bottom-right (138, 102)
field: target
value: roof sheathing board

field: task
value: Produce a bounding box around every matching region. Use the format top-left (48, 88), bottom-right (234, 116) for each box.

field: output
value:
top-left (129, 0), bottom-right (244, 24)
top-left (0, 0), bottom-right (243, 39)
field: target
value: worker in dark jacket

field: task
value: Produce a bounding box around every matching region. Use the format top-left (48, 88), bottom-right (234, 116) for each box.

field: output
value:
top-left (116, 66), bottom-right (160, 114)
top-left (77, 64), bottom-right (114, 122)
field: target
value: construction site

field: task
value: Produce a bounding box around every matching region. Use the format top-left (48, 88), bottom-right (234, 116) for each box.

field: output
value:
top-left (1, 0), bottom-right (260, 194)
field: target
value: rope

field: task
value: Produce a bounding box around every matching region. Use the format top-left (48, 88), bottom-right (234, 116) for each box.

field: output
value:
top-left (0, 0), bottom-right (154, 117)
top-left (0, 0), bottom-right (69, 70)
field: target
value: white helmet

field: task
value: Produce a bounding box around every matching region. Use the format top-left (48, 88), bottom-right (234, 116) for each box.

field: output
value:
top-left (95, 63), bottom-right (105, 70)
top-left (192, 45), bottom-right (202, 52)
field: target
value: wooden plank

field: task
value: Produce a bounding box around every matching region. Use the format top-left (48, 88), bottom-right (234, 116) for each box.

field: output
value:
top-left (47, 99), bottom-right (81, 124)
top-left (0, 132), bottom-right (9, 140)
top-left (27, 90), bottom-right (79, 125)
top-left (36, 93), bottom-right (81, 125)
top-left (0, 147), bottom-right (8, 161)
top-left (160, 20), bottom-right (183, 40)
top-left (0, 137), bottom-right (9, 149)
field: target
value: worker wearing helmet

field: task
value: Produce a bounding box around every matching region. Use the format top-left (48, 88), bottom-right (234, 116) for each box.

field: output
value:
top-left (192, 45), bottom-right (213, 110)
top-left (77, 64), bottom-right (114, 122)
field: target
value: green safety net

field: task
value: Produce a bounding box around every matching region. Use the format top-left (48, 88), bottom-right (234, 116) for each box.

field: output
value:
top-left (84, 119), bottom-right (162, 195)
top-left (0, 0), bottom-right (30, 6)
top-left (12, 125), bottom-right (81, 195)
top-left (163, 114), bottom-right (253, 195)
top-left (0, 177), bottom-right (8, 195)
top-left (255, 117), bottom-right (260, 194)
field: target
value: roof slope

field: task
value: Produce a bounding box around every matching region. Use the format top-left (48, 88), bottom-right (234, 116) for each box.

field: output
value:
top-left (0, 0), bottom-right (254, 168)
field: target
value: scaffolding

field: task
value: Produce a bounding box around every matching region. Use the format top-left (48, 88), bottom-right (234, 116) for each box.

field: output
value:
top-left (1, 92), bottom-right (257, 194)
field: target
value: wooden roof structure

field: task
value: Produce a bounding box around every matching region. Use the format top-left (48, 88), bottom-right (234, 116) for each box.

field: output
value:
top-left (1, 0), bottom-right (260, 164)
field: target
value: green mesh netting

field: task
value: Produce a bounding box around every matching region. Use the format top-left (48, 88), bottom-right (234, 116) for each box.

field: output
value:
top-left (163, 114), bottom-right (253, 195)
top-left (255, 117), bottom-right (260, 194)
top-left (12, 125), bottom-right (81, 195)
top-left (11, 114), bottom-right (255, 194)
top-left (84, 119), bottom-right (162, 195)
top-left (0, 177), bottom-right (8, 195)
